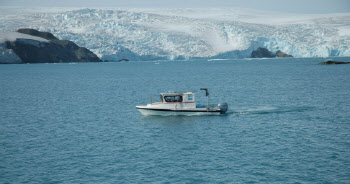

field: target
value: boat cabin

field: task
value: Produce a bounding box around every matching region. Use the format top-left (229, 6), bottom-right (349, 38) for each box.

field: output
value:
top-left (159, 91), bottom-right (196, 107)
top-left (160, 91), bottom-right (195, 103)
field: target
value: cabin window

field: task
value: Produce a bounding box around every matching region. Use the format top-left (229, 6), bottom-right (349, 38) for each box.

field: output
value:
top-left (188, 94), bottom-right (193, 101)
top-left (164, 95), bottom-right (183, 102)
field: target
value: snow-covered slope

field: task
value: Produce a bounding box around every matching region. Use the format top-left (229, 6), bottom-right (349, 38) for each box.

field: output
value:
top-left (1, 7), bottom-right (349, 60)
top-left (0, 31), bottom-right (49, 43)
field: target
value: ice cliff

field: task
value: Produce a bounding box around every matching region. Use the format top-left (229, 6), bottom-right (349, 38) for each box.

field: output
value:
top-left (1, 7), bottom-right (349, 61)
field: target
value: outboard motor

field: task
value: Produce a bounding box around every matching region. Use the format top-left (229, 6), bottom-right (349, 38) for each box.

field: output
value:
top-left (218, 103), bottom-right (228, 114)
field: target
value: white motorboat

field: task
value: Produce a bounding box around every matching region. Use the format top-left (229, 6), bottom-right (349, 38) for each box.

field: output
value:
top-left (136, 88), bottom-right (228, 116)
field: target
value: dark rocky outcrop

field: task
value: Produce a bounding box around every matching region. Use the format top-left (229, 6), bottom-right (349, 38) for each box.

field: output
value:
top-left (251, 47), bottom-right (293, 58)
top-left (5, 28), bottom-right (102, 63)
top-left (118, 58), bottom-right (129, 62)
top-left (319, 60), bottom-right (350, 65)
top-left (251, 47), bottom-right (276, 58)
top-left (275, 50), bottom-right (293, 57)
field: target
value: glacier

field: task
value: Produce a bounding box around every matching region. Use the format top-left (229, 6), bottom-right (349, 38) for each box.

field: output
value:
top-left (0, 7), bottom-right (349, 61)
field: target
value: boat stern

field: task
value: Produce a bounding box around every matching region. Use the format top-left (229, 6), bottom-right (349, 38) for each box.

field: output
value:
top-left (218, 103), bottom-right (228, 114)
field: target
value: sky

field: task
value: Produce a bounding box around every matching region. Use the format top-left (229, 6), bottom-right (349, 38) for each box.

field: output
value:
top-left (0, 0), bottom-right (349, 14)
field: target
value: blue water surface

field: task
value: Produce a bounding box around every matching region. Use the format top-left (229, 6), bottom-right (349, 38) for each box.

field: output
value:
top-left (0, 58), bottom-right (349, 183)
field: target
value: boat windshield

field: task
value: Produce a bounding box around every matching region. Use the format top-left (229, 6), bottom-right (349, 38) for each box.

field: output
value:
top-left (164, 95), bottom-right (183, 102)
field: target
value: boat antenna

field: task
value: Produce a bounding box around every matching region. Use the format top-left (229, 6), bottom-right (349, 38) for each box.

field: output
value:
top-left (200, 88), bottom-right (209, 96)
top-left (200, 88), bottom-right (210, 109)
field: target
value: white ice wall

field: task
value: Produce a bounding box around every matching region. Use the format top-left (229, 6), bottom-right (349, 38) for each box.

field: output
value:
top-left (1, 7), bottom-right (349, 60)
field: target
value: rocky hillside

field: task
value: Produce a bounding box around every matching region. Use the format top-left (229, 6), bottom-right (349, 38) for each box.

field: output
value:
top-left (251, 47), bottom-right (293, 58)
top-left (1, 29), bottom-right (102, 64)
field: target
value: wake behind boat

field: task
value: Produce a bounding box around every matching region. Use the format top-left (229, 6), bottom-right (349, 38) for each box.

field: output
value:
top-left (136, 88), bottom-right (228, 116)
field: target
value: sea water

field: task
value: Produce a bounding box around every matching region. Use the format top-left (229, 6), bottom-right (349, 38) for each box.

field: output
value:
top-left (0, 57), bottom-right (349, 183)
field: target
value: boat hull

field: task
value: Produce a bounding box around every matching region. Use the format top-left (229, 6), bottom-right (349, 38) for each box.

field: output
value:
top-left (137, 107), bottom-right (223, 116)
